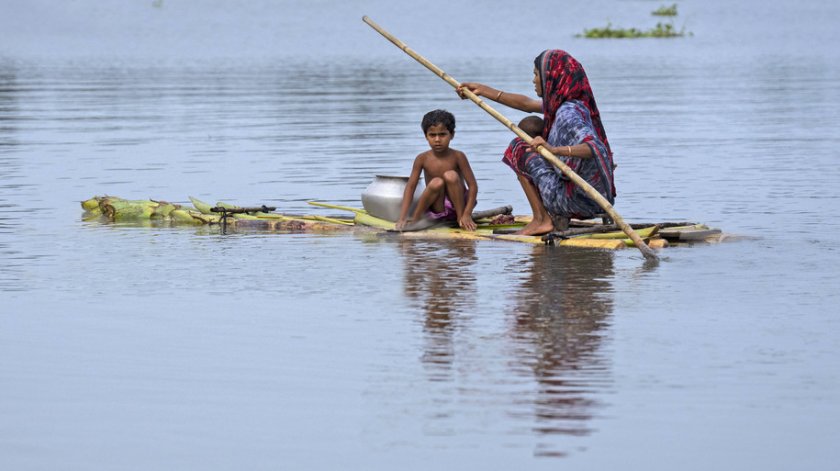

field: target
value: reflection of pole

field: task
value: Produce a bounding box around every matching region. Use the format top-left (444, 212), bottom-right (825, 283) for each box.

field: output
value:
top-left (363, 16), bottom-right (658, 261)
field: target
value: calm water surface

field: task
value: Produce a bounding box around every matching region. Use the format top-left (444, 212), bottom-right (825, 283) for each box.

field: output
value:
top-left (2, 0), bottom-right (839, 469)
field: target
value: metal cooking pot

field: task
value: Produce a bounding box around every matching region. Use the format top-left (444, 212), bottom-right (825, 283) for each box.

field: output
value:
top-left (361, 175), bottom-right (424, 222)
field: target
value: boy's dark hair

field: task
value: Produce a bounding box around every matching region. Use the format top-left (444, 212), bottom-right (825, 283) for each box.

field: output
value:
top-left (518, 115), bottom-right (544, 138)
top-left (421, 109), bottom-right (456, 135)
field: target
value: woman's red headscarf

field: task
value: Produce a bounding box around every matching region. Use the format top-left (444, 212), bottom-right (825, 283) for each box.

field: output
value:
top-left (536, 49), bottom-right (615, 195)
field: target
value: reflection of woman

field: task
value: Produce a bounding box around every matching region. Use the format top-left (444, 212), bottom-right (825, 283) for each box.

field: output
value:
top-left (508, 248), bottom-right (615, 456)
top-left (459, 50), bottom-right (616, 236)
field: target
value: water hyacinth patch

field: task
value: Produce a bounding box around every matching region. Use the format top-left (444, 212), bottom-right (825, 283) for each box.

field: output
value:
top-left (652, 4), bottom-right (679, 16)
top-left (578, 22), bottom-right (688, 39)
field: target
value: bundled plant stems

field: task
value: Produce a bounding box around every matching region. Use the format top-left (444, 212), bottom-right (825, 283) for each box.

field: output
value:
top-left (80, 196), bottom-right (354, 232)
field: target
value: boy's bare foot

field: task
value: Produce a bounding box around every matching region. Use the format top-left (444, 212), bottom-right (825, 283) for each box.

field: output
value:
top-left (399, 217), bottom-right (438, 232)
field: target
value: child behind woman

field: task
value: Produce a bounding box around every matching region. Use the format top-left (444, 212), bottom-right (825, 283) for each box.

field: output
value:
top-left (518, 115), bottom-right (544, 138)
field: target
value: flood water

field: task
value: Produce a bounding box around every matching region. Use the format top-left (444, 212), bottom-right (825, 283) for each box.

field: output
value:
top-left (2, 0), bottom-right (840, 469)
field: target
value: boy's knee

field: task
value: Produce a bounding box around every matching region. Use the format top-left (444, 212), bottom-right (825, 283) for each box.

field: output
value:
top-left (442, 170), bottom-right (459, 184)
top-left (427, 177), bottom-right (445, 191)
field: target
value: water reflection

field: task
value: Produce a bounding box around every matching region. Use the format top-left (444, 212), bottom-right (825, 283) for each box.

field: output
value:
top-left (507, 247), bottom-right (615, 457)
top-left (397, 238), bottom-right (478, 381)
top-left (395, 236), bottom-right (616, 457)
top-left (0, 61), bottom-right (19, 142)
top-left (0, 61), bottom-right (23, 291)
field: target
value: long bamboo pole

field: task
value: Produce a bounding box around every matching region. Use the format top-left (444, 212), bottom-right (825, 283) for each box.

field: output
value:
top-left (362, 16), bottom-right (658, 260)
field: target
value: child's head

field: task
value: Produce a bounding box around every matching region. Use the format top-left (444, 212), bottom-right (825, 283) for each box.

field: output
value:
top-left (421, 109), bottom-right (456, 136)
top-left (518, 115), bottom-right (544, 138)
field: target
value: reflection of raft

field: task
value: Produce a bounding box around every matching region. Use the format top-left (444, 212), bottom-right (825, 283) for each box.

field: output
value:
top-left (81, 196), bottom-right (725, 250)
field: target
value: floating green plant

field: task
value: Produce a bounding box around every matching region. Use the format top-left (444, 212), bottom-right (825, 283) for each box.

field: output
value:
top-left (578, 22), bottom-right (687, 38)
top-left (579, 24), bottom-right (645, 38)
top-left (648, 22), bottom-right (686, 37)
top-left (652, 4), bottom-right (678, 16)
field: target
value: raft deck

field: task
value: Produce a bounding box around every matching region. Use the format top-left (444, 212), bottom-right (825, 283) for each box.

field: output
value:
top-left (81, 195), bottom-right (727, 250)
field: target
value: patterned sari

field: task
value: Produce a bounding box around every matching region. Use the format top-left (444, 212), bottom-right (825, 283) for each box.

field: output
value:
top-left (502, 50), bottom-right (616, 219)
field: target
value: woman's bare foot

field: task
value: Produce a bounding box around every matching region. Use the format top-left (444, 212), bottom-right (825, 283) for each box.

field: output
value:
top-left (516, 215), bottom-right (555, 235)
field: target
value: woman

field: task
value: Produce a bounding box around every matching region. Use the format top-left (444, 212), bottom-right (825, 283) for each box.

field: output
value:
top-left (459, 50), bottom-right (616, 235)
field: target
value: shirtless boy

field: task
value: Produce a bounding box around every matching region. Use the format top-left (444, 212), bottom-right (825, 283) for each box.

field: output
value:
top-left (396, 109), bottom-right (478, 232)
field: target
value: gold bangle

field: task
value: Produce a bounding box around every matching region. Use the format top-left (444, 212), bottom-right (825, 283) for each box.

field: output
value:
top-left (495, 90), bottom-right (503, 101)
top-left (567, 145), bottom-right (572, 157)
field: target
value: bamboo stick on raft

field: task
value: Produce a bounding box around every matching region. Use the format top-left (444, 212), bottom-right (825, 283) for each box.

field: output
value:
top-left (308, 201), bottom-right (367, 214)
top-left (397, 230), bottom-right (492, 242)
top-left (353, 212), bottom-right (393, 230)
top-left (558, 238), bottom-right (626, 249)
top-left (568, 220), bottom-right (697, 229)
top-left (310, 215), bottom-right (355, 225)
top-left (587, 225), bottom-right (658, 240)
top-left (471, 205), bottom-right (513, 220)
top-left (269, 219), bottom-right (353, 232)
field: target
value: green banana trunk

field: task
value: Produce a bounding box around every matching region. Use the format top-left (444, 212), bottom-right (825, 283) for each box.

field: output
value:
top-left (170, 209), bottom-right (203, 225)
top-left (189, 196), bottom-right (214, 214)
top-left (100, 198), bottom-right (157, 221)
